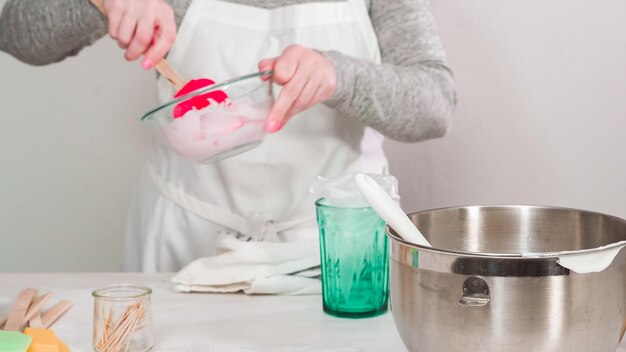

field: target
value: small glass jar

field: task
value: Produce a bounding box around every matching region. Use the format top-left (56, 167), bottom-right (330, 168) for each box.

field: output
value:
top-left (92, 285), bottom-right (155, 352)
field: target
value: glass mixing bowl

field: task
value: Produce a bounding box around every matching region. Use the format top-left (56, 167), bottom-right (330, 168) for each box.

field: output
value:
top-left (141, 71), bottom-right (273, 163)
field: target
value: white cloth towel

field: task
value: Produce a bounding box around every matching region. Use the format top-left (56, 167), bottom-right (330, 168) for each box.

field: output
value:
top-left (172, 234), bottom-right (321, 295)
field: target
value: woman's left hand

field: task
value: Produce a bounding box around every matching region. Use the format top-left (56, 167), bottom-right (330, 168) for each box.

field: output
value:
top-left (258, 45), bottom-right (337, 133)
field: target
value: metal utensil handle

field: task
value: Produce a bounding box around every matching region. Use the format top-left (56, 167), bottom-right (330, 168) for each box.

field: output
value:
top-left (89, 0), bottom-right (186, 90)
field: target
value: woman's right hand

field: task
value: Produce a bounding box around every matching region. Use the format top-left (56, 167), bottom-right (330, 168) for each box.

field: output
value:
top-left (103, 0), bottom-right (176, 69)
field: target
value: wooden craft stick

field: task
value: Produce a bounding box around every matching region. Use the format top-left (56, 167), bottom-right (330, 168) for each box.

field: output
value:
top-left (41, 300), bottom-right (72, 328)
top-left (621, 316), bottom-right (626, 342)
top-left (23, 291), bottom-right (53, 324)
top-left (0, 315), bottom-right (7, 329)
top-left (28, 310), bottom-right (44, 329)
top-left (4, 289), bottom-right (36, 331)
top-left (21, 291), bottom-right (46, 329)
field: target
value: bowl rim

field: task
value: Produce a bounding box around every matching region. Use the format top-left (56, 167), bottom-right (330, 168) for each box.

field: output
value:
top-left (141, 70), bottom-right (273, 122)
top-left (91, 284), bottom-right (152, 300)
top-left (387, 204), bottom-right (626, 259)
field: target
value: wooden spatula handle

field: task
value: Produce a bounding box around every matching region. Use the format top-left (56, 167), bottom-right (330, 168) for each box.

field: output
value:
top-left (154, 60), bottom-right (186, 90)
top-left (620, 316), bottom-right (626, 342)
top-left (90, 0), bottom-right (105, 12)
top-left (89, 0), bottom-right (186, 90)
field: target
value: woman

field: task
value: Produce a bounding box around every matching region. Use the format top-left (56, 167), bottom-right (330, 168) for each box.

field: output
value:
top-left (0, 0), bottom-right (455, 272)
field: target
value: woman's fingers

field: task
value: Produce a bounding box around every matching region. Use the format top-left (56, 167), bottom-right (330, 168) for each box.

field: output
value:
top-left (140, 3), bottom-right (176, 68)
top-left (142, 18), bottom-right (176, 69)
top-left (116, 9), bottom-right (140, 49)
top-left (266, 65), bottom-right (310, 132)
top-left (105, 1), bottom-right (124, 40)
top-left (272, 46), bottom-right (300, 85)
top-left (258, 45), bottom-right (337, 133)
top-left (258, 58), bottom-right (276, 71)
top-left (141, 4), bottom-right (176, 68)
top-left (258, 58), bottom-right (276, 80)
top-left (125, 14), bottom-right (155, 61)
top-left (284, 73), bottom-right (322, 119)
top-left (103, 0), bottom-right (176, 67)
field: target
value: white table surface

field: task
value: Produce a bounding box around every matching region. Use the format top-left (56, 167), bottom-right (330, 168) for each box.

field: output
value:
top-left (1, 273), bottom-right (625, 352)
top-left (0, 273), bottom-right (405, 352)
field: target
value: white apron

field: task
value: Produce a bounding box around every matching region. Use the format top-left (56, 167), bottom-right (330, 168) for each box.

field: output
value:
top-left (123, 0), bottom-right (388, 272)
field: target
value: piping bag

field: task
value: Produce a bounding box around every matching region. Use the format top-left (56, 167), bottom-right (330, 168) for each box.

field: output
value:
top-left (89, 0), bottom-right (229, 118)
top-left (353, 173), bottom-right (626, 274)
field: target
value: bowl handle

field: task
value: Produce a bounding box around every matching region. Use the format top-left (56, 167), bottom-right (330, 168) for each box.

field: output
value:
top-left (459, 276), bottom-right (490, 307)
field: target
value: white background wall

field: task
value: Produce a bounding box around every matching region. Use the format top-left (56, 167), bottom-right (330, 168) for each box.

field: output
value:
top-left (1, 0), bottom-right (625, 272)
top-left (391, 0), bottom-right (626, 216)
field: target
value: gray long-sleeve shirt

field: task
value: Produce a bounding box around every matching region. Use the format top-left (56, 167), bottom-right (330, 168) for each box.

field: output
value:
top-left (0, 0), bottom-right (456, 142)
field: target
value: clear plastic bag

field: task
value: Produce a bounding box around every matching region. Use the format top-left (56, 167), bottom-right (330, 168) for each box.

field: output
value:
top-left (309, 173), bottom-right (399, 208)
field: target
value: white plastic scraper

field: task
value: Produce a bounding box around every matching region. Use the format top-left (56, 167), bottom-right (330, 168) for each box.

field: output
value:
top-left (354, 173), bottom-right (432, 247)
top-left (524, 240), bottom-right (626, 274)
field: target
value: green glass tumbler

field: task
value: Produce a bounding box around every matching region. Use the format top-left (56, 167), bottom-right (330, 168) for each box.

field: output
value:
top-left (315, 198), bottom-right (389, 318)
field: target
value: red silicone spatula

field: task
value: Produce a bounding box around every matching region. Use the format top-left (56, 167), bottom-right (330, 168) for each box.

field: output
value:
top-left (172, 79), bottom-right (229, 118)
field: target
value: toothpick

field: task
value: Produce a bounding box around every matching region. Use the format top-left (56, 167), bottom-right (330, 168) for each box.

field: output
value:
top-left (95, 300), bottom-right (147, 352)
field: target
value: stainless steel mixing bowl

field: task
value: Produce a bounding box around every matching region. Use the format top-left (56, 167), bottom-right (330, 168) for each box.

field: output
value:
top-left (388, 205), bottom-right (626, 352)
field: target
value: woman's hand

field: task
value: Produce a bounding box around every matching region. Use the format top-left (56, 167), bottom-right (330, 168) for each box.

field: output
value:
top-left (103, 0), bottom-right (176, 69)
top-left (259, 45), bottom-right (337, 133)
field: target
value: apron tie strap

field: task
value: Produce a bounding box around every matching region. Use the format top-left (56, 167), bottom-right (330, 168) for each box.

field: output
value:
top-left (148, 163), bottom-right (314, 241)
top-left (247, 212), bottom-right (279, 242)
